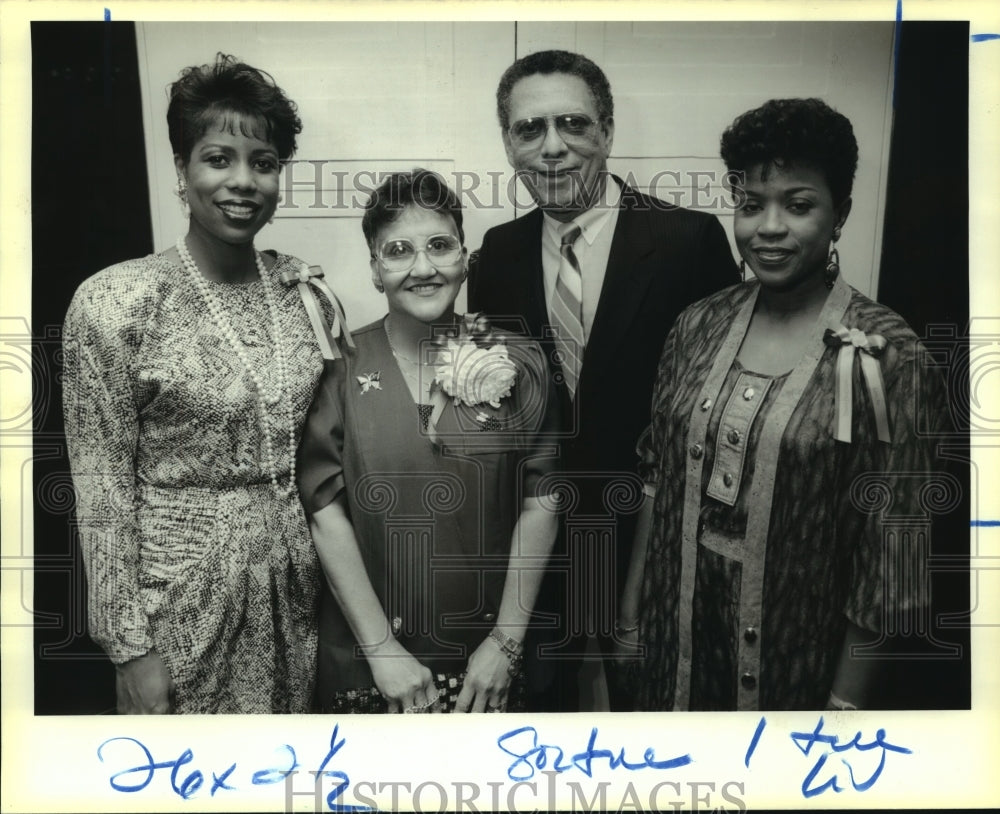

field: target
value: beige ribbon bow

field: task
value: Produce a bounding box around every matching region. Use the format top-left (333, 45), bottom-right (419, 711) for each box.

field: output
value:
top-left (279, 264), bottom-right (355, 360)
top-left (822, 325), bottom-right (891, 443)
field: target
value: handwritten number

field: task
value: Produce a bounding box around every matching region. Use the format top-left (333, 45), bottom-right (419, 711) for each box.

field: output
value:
top-left (314, 726), bottom-right (372, 813)
top-left (169, 748), bottom-right (204, 799)
top-left (98, 737), bottom-right (168, 793)
top-left (97, 738), bottom-right (207, 800)
top-left (745, 717), bottom-right (767, 768)
top-left (316, 724), bottom-right (347, 776)
top-left (252, 744), bottom-right (298, 785)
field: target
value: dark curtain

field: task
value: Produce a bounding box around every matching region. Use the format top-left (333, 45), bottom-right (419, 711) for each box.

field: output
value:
top-left (875, 21), bottom-right (970, 709)
top-left (32, 21), bottom-right (153, 714)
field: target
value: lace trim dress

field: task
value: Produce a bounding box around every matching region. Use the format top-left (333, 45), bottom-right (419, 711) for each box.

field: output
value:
top-left (62, 251), bottom-right (326, 713)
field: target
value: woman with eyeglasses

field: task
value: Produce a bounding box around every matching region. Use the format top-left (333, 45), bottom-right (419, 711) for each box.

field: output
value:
top-left (297, 170), bottom-right (560, 714)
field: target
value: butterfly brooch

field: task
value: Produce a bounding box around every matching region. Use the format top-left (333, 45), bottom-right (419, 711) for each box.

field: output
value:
top-left (357, 372), bottom-right (382, 394)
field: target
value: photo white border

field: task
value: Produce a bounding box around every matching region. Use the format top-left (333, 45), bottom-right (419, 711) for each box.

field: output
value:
top-left (2, 1), bottom-right (998, 811)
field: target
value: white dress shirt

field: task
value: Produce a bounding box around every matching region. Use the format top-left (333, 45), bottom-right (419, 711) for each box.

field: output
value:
top-left (541, 175), bottom-right (623, 344)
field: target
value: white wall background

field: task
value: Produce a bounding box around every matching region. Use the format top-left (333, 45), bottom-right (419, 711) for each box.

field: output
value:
top-left (137, 21), bottom-right (894, 327)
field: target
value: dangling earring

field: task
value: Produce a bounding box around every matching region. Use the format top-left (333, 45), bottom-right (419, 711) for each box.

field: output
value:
top-left (739, 258), bottom-right (747, 282)
top-left (175, 177), bottom-right (190, 219)
top-left (824, 229), bottom-right (841, 289)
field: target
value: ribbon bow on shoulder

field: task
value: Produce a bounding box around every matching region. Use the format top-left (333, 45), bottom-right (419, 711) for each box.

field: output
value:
top-left (279, 264), bottom-right (355, 360)
top-left (822, 325), bottom-right (891, 444)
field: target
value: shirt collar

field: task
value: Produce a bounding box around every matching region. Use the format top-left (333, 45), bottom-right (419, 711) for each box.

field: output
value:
top-left (542, 175), bottom-right (623, 247)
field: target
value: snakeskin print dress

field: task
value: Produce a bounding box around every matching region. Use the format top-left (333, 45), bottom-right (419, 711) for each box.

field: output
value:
top-left (62, 251), bottom-right (325, 713)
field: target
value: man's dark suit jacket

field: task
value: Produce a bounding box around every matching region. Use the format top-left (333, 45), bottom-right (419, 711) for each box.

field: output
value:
top-left (468, 183), bottom-right (739, 582)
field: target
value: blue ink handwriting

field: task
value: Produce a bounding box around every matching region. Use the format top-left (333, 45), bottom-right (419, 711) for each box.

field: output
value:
top-left (314, 724), bottom-right (371, 812)
top-left (497, 725), bottom-right (692, 781)
top-left (789, 716), bottom-right (912, 798)
top-left (98, 724), bottom-right (370, 810)
top-left (744, 716), bottom-right (767, 767)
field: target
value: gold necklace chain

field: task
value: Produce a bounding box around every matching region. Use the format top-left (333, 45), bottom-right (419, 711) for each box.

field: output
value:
top-left (384, 318), bottom-right (434, 366)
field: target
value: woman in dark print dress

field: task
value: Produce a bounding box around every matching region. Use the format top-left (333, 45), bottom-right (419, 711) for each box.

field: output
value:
top-left (62, 55), bottom-right (334, 713)
top-left (617, 98), bottom-right (949, 711)
top-left (297, 170), bottom-right (560, 713)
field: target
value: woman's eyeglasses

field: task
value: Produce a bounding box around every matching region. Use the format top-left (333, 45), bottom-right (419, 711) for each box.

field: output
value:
top-left (508, 114), bottom-right (600, 147)
top-left (375, 234), bottom-right (463, 272)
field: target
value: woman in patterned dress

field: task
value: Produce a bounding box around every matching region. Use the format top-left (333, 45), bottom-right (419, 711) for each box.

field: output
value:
top-left (62, 54), bottom-right (330, 713)
top-left (617, 98), bottom-right (949, 711)
top-left (297, 170), bottom-right (560, 713)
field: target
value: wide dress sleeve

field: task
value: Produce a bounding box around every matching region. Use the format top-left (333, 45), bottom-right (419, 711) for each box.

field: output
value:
top-left (62, 280), bottom-right (151, 664)
top-left (636, 315), bottom-right (681, 495)
top-left (840, 320), bottom-right (951, 633)
top-left (296, 361), bottom-right (348, 517)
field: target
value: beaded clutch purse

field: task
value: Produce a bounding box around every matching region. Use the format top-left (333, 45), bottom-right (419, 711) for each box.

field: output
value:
top-left (321, 671), bottom-right (526, 714)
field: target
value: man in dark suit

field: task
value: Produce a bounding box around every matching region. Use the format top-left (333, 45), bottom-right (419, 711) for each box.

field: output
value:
top-left (467, 49), bottom-right (738, 711)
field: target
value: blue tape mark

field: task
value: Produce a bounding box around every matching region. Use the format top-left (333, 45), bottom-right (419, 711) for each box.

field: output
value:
top-left (104, 8), bottom-right (111, 21)
top-left (971, 520), bottom-right (1000, 527)
top-left (892, 0), bottom-right (903, 109)
top-left (971, 33), bottom-right (1000, 42)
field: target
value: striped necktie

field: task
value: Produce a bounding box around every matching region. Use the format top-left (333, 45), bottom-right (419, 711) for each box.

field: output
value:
top-left (551, 222), bottom-right (584, 398)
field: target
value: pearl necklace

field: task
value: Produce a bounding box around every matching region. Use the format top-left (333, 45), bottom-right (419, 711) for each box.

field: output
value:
top-left (176, 237), bottom-right (296, 497)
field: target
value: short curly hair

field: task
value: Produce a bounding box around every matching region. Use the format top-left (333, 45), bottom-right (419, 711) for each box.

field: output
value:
top-left (496, 49), bottom-right (614, 131)
top-left (720, 98), bottom-right (858, 206)
top-left (167, 53), bottom-right (302, 163)
top-left (361, 169), bottom-right (465, 253)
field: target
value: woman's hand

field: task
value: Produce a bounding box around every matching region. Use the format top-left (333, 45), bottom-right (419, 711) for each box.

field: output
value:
top-left (367, 641), bottom-right (441, 714)
top-left (455, 636), bottom-right (513, 713)
top-left (115, 650), bottom-right (174, 714)
top-left (613, 623), bottom-right (642, 664)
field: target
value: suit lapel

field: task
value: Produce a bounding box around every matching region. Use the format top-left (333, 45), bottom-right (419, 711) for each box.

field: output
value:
top-left (580, 185), bottom-right (659, 382)
top-left (511, 210), bottom-right (549, 337)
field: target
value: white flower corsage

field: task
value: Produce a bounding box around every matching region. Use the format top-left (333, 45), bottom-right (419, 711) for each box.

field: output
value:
top-left (433, 313), bottom-right (517, 409)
